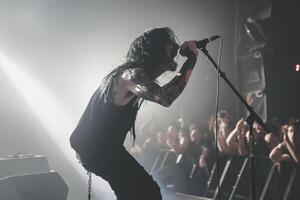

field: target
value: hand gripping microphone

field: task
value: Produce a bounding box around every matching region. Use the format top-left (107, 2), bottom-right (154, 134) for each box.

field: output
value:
top-left (195, 35), bottom-right (221, 49)
top-left (179, 35), bottom-right (221, 56)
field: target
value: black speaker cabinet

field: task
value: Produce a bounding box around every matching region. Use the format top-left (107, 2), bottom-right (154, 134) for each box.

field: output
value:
top-left (170, 193), bottom-right (212, 200)
top-left (152, 164), bottom-right (186, 194)
top-left (0, 172), bottom-right (68, 200)
top-left (0, 155), bottom-right (50, 178)
top-left (237, 52), bottom-right (267, 122)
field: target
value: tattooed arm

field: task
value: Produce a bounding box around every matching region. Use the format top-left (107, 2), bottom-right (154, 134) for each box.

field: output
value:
top-left (122, 41), bottom-right (198, 107)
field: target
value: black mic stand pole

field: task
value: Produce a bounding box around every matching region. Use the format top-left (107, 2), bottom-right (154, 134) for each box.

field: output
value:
top-left (200, 46), bottom-right (271, 200)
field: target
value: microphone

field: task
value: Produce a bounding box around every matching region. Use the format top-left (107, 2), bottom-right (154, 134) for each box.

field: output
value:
top-left (195, 35), bottom-right (221, 49)
top-left (179, 35), bottom-right (221, 56)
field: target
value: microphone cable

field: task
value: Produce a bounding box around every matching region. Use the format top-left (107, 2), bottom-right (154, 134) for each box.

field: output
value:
top-left (214, 36), bottom-right (223, 200)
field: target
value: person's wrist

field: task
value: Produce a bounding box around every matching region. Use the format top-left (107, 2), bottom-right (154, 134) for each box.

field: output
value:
top-left (186, 54), bottom-right (197, 62)
top-left (236, 126), bottom-right (242, 133)
top-left (233, 127), bottom-right (241, 135)
top-left (281, 141), bottom-right (287, 148)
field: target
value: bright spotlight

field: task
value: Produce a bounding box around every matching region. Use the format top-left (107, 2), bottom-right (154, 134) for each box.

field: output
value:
top-left (0, 53), bottom-right (73, 143)
top-left (0, 52), bottom-right (113, 199)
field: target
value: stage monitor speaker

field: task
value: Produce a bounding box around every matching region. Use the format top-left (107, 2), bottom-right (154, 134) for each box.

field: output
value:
top-left (170, 193), bottom-right (212, 200)
top-left (237, 52), bottom-right (267, 122)
top-left (152, 164), bottom-right (186, 194)
top-left (0, 155), bottom-right (50, 178)
top-left (0, 171), bottom-right (68, 200)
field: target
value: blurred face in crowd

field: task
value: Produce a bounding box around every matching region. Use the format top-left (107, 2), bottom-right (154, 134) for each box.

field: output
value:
top-left (253, 122), bottom-right (265, 139)
top-left (167, 125), bottom-right (179, 141)
top-left (156, 131), bottom-right (167, 144)
top-left (189, 123), bottom-right (199, 133)
top-left (246, 123), bottom-right (265, 141)
top-left (287, 124), bottom-right (299, 145)
top-left (273, 124), bottom-right (288, 140)
top-left (217, 111), bottom-right (230, 128)
top-left (222, 115), bottom-right (230, 125)
top-left (190, 128), bottom-right (202, 144)
top-left (287, 125), bottom-right (295, 143)
top-left (287, 122), bottom-right (300, 147)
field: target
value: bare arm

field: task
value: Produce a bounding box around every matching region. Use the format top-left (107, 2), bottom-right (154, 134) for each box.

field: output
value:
top-left (237, 134), bottom-right (248, 156)
top-left (226, 128), bottom-right (239, 151)
top-left (264, 133), bottom-right (281, 150)
top-left (283, 139), bottom-right (300, 163)
top-left (217, 134), bottom-right (232, 154)
top-left (226, 118), bottom-right (248, 155)
top-left (269, 143), bottom-right (291, 163)
top-left (166, 137), bottom-right (189, 154)
top-left (199, 147), bottom-right (209, 169)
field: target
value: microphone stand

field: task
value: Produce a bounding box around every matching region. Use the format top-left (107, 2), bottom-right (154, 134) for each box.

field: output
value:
top-left (200, 46), bottom-right (271, 200)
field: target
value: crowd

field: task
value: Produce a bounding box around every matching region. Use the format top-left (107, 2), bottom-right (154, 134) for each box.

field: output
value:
top-left (126, 110), bottom-right (300, 196)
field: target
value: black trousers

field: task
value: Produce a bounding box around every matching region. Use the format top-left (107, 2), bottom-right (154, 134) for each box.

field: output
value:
top-left (79, 147), bottom-right (162, 200)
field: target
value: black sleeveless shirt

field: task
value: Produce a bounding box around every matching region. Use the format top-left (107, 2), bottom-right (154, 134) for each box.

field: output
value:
top-left (70, 77), bottom-right (140, 160)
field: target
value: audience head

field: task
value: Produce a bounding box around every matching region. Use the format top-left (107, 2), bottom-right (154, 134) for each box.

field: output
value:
top-left (190, 128), bottom-right (203, 145)
top-left (156, 131), bottom-right (167, 145)
top-left (166, 123), bottom-right (180, 141)
top-left (287, 118), bottom-right (300, 147)
top-left (189, 123), bottom-right (199, 132)
top-left (217, 110), bottom-right (231, 126)
top-left (253, 122), bottom-right (266, 140)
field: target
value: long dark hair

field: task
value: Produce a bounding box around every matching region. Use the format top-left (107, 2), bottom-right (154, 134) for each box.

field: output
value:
top-left (104, 27), bottom-right (178, 81)
top-left (100, 27), bottom-right (179, 143)
top-left (126, 27), bottom-right (178, 75)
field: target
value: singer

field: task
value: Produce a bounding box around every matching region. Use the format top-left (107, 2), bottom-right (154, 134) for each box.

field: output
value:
top-left (70, 27), bottom-right (198, 200)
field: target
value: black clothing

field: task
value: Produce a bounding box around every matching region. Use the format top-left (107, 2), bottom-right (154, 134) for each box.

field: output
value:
top-left (244, 136), bottom-right (269, 156)
top-left (70, 76), bottom-right (161, 199)
top-left (81, 146), bottom-right (161, 200)
top-left (70, 84), bottom-right (139, 160)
